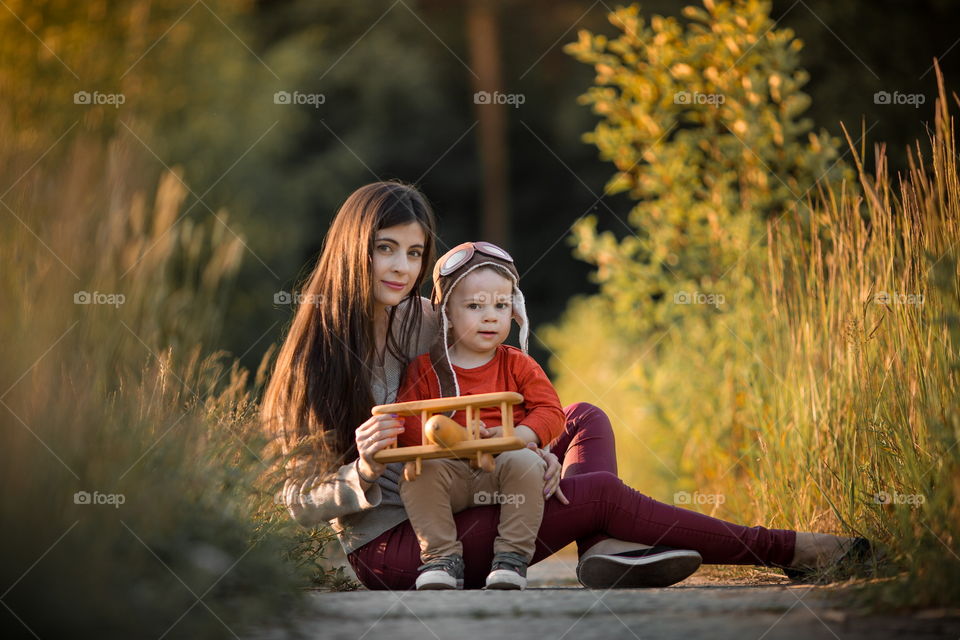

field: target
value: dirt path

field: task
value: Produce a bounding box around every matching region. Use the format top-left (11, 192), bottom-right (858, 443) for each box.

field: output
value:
top-left (255, 556), bottom-right (960, 640)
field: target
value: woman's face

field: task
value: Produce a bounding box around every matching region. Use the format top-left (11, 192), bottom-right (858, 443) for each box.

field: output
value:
top-left (371, 221), bottom-right (427, 308)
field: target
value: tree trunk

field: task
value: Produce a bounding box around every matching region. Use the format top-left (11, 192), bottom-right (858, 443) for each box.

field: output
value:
top-left (466, 0), bottom-right (509, 248)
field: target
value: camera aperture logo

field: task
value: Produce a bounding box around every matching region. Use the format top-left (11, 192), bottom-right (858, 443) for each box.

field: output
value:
top-left (74, 490), bottom-right (126, 509)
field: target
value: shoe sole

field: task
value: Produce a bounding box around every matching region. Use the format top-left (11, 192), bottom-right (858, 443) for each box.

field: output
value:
top-left (485, 570), bottom-right (527, 590)
top-left (415, 575), bottom-right (464, 590)
top-left (416, 582), bottom-right (462, 590)
top-left (577, 550), bottom-right (702, 588)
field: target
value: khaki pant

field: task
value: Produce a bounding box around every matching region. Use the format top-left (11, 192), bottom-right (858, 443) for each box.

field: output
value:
top-left (399, 448), bottom-right (547, 563)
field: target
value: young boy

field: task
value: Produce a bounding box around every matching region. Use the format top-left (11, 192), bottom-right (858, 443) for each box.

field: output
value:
top-left (395, 241), bottom-right (565, 590)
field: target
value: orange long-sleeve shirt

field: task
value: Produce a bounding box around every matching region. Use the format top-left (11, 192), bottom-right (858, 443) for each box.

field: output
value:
top-left (396, 344), bottom-right (564, 448)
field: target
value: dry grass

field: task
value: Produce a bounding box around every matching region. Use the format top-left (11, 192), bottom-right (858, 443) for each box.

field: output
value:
top-left (544, 66), bottom-right (959, 608)
top-left (0, 131), bottom-right (353, 637)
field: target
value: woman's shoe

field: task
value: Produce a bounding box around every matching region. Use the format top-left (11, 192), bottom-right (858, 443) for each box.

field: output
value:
top-left (780, 537), bottom-right (875, 583)
top-left (576, 545), bottom-right (702, 588)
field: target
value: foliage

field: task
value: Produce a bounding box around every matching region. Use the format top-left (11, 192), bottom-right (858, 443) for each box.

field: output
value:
top-left (0, 128), bottom-right (354, 637)
top-left (546, 0), bottom-right (959, 607)
top-left (563, 0), bottom-right (849, 337)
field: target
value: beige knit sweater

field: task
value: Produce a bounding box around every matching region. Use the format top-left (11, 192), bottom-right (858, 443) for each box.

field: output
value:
top-left (281, 296), bottom-right (439, 554)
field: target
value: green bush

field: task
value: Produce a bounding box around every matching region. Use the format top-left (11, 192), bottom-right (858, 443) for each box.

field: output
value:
top-left (563, 0), bottom-right (848, 337)
top-left (0, 130), bottom-right (353, 637)
top-left (545, 0), bottom-right (959, 607)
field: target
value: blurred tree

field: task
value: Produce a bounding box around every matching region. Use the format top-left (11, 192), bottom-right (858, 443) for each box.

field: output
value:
top-left (563, 0), bottom-right (850, 337)
top-left (5, 0), bottom-right (958, 374)
top-left (467, 0), bottom-right (510, 247)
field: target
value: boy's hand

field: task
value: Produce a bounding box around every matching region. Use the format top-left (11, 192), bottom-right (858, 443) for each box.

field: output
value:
top-left (481, 423), bottom-right (539, 445)
top-left (478, 423), bottom-right (503, 439)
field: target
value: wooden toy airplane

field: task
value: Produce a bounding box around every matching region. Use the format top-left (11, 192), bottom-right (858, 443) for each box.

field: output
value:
top-left (371, 392), bottom-right (525, 481)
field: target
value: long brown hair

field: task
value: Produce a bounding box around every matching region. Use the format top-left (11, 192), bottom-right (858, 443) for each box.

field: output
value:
top-left (262, 181), bottom-right (437, 476)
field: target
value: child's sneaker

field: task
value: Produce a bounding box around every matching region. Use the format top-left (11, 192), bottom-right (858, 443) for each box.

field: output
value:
top-left (484, 551), bottom-right (529, 590)
top-left (415, 554), bottom-right (465, 590)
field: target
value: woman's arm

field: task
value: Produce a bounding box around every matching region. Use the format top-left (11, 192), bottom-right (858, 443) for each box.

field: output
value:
top-left (282, 412), bottom-right (405, 527)
top-left (281, 459), bottom-right (382, 527)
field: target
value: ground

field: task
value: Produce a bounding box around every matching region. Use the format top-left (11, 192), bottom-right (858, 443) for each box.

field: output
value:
top-left (250, 551), bottom-right (960, 640)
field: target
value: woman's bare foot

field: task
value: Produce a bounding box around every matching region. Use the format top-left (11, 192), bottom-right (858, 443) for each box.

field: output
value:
top-left (788, 532), bottom-right (855, 569)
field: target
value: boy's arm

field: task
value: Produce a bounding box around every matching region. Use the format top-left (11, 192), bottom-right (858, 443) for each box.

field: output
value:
top-left (512, 353), bottom-right (565, 447)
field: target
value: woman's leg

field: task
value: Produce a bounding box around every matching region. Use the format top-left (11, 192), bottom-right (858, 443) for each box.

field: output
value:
top-left (549, 402), bottom-right (618, 476)
top-left (530, 471), bottom-right (796, 567)
top-left (349, 470), bottom-right (796, 590)
top-left (546, 402), bottom-right (619, 556)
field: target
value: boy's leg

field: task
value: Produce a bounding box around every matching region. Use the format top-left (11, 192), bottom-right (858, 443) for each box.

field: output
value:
top-left (399, 458), bottom-right (473, 561)
top-left (470, 448), bottom-right (546, 560)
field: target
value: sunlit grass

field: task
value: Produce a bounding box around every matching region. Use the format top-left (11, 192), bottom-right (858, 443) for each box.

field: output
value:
top-left (545, 67), bottom-right (959, 607)
top-left (0, 131), bottom-right (353, 637)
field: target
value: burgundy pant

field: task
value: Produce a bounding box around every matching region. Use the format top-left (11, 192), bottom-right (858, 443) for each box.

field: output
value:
top-left (348, 402), bottom-right (796, 590)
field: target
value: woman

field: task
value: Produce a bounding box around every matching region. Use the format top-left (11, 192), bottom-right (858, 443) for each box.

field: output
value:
top-left (262, 181), bottom-right (862, 590)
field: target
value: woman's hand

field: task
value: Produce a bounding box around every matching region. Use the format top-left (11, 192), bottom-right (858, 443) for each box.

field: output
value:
top-left (527, 443), bottom-right (568, 504)
top-left (355, 413), bottom-right (405, 481)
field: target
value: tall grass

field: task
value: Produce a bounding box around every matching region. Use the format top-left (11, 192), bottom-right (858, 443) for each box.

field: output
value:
top-left (544, 65), bottom-right (959, 606)
top-left (0, 129), bottom-right (352, 638)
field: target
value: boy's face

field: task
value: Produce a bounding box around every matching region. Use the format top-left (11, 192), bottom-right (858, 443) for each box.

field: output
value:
top-left (446, 268), bottom-right (514, 357)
